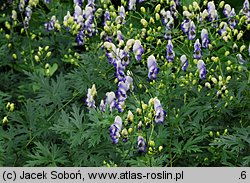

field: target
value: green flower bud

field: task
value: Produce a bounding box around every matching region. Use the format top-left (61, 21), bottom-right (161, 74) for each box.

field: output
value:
top-left (224, 51), bottom-right (230, 56)
top-left (46, 51), bottom-right (52, 58)
top-left (34, 55), bottom-right (40, 62)
top-left (5, 34), bottom-right (10, 40)
top-left (216, 131), bottom-right (220, 137)
top-left (2, 116), bottom-right (8, 124)
top-left (219, 1), bottom-right (225, 8)
top-left (211, 77), bottom-right (218, 84)
top-left (158, 146), bottom-right (163, 152)
top-left (140, 7), bottom-right (146, 13)
top-left (127, 110), bottom-right (134, 122)
top-left (12, 53), bottom-right (17, 60)
top-left (128, 128), bottom-right (133, 134)
top-left (154, 4), bottom-right (161, 13)
top-left (209, 131), bottom-right (213, 137)
top-left (240, 45), bottom-right (246, 52)
top-left (237, 31), bottom-right (243, 40)
top-left (140, 19), bottom-right (148, 27)
top-left (205, 82), bottom-right (211, 89)
top-left (9, 103), bottom-right (14, 112)
top-left (149, 140), bottom-right (155, 147)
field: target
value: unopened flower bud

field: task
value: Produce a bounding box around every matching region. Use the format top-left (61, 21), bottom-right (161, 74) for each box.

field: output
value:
top-left (34, 55), bottom-right (40, 62)
top-left (9, 103), bottom-right (14, 112)
top-left (2, 116), bottom-right (8, 124)
top-left (155, 13), bottom-right (160, 21)
top-left (140, 7), bottom-right (146, 13)
top-left (240, 45), bottom-right (246, 52)
top-left (127, 110), bottom-right (134, 122)
top-left (237, 31), bottom-right (243, 40)
top-left (224, 51), bottom-right (230, 56)
top-left (149, 140), bottom-right (155, 147)
top-left (219, 1), bottom-right (225, 8)
top-left (205, 82), bottom-right (211, 89)
top-left (128, 127), bottom-right (133, 134)
top-left (158, 146), bottom-right (163, 152)
top-left (140, 19), bottom-right (148, 27)
top-left (46, 51), bottom-right (52, 58)
top-left (211, 77), bottom-right (218, 84)
top-left (155, 4), bottom-right (161, 13)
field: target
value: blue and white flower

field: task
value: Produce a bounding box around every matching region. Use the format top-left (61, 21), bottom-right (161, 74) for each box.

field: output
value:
top-left (147, 55), bottom-right (159, 80)
top-left (133, 40), bottom-right (144, 62)
top-left (187, 20), bottom-right (196, 40)
top-left (85, 84), bottom-right (97, 109)
top-left (110, 116), bottom-right (122, 144)
top-left (180, 55), bottom-right (188, 72)
top-left (128, 0), bottom-right (136, 10)
top-left (137, 136), bottom-right (147, 153)
top-left (197, 60), bottom-right (207, 80)
top-left (105, 92), bottom-right (117, 112)
top-left (193, 39), bottom-right (202, 59)
top-left (166, 40), bottom-right (175, 61)
top-left (154, 98), bottom-right (167, 124)
top-left (201, 29), bottom-right (210, 48)
top-left (228, 8), bottom-right (237, 29)
top-left (223, 4), bottom-right (231, 17)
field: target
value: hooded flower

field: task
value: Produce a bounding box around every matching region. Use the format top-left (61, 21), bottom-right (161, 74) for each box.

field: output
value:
top-left (201, 29), bottom-right (210, 48)
top-left (241, 0), bottom-right (249, 15)
top-left (154, 99), bottom-right (167, 124)
top-left (180, 55), bottom-right (188, 72)
top-left (74, 0), bottom-right (83, 7)
top-left (138, 136), bottom-right (147, 153)
top-left (99, 99), bottom-right (105, 112)
top-left (85, 84), bottom-right (97, 109)
top-left (197, 60), bottom-right (207, 79)
top-left (74, 5), bottom-right (82, 20)
top-left (105, 92), bottom-right (117, 112)
top-left (114, 60), bottom-right (126, 82)
top-left (223, 4), bottom-right (231, 17)
top-left (236, 54), bottom-right (246, 64)
top-left (187, 21), bottom-right (196, 40)
top-left (128, 0), bottom-right (136, 10)
top-left (207, 1), bottom-right (218, 27)
top-left (218, 22), bottom-right (228, 36)
top-left (115, 6), bottom-right (126, 24)
top-left (110, 116), bottom-right (122, 144)
top-left (44, 16), bottom-right (56, 31)
top-left (103, 10), bottom-right (110, 25)
top-left (160, 10), bottom-right (174, 30)
top-left (181, 19), bottom-right (190, 33)
top-left (147, 55), bottom-right (159, 80)
top-left (133, 40), bottom-right (144, 62)
top-left (228, 8), bottom-right (237, 29)
top-left (166, 40), bottom-right (175, 61)
top-left (193, 39), bottom-right (202, 59)
top-left (76, 30), bottom-right (85, 45)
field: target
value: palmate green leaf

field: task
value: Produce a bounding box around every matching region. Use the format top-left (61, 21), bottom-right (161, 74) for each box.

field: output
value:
top-left (25, 142), bottom-right (69, 167)
top-left (84, 109), bottom-right (114, 148)
top-left (26, 72), bottom-right (71, 107)
top-left (182, 136), bottom-right (204, 153)
top-left (50, 105), bottom-right (86, 148)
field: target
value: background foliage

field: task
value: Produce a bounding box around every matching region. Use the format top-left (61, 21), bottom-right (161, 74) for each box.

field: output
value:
top-left (0, 0), bottom-right (249, 167)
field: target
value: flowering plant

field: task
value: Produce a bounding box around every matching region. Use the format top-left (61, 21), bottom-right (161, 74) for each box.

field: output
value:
top-left (0, 0), bottom-right (249, 167)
